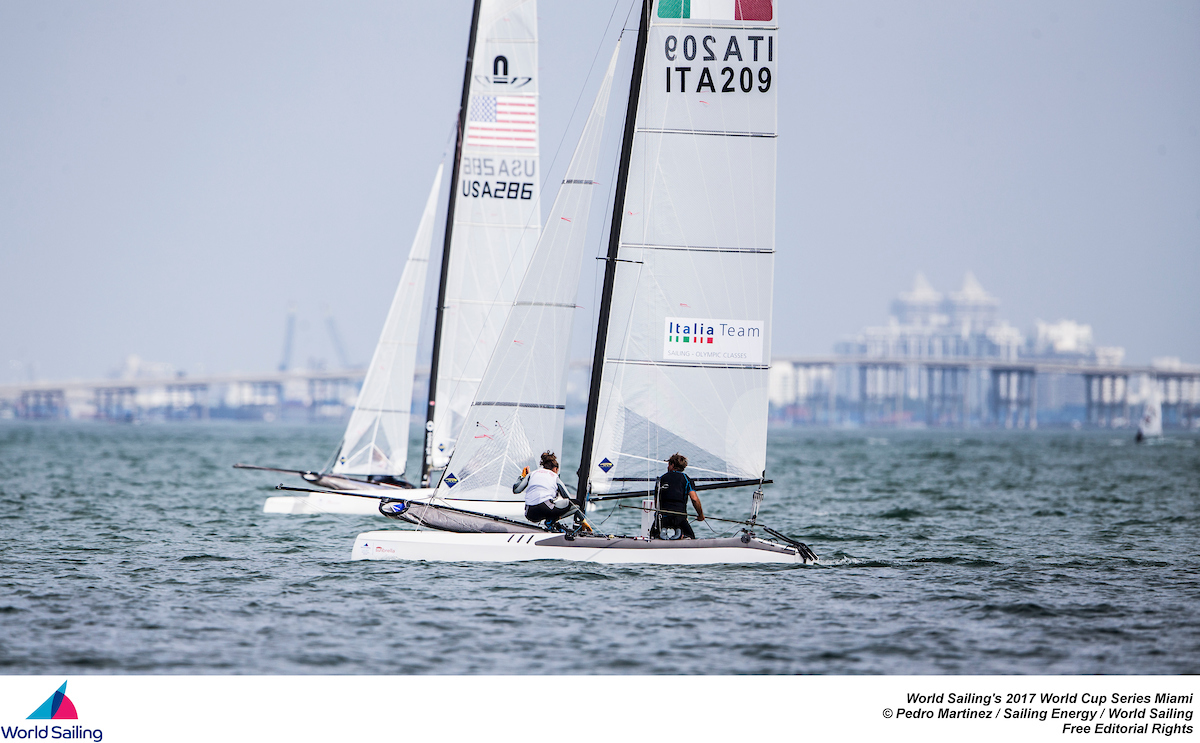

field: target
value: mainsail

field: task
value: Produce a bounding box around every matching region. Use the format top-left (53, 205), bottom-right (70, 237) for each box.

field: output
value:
top-left (426, 0), bottom-right (543, 476)
top-left (436, 44), bottom-right (622, 504)
top-left (580, 0), bottom-right (778, 497)
top-left (332, 164), bottom-right (444, 478)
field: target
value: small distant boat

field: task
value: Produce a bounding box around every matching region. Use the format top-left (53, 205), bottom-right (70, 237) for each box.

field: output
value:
top-left (352, 0), bottom-right (816, 565)
top-left (1136, 383), bottom-right (1163, 443)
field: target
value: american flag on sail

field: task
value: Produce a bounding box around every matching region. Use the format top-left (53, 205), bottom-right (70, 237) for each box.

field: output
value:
top-left (466, 95), bottom-right (537, 149)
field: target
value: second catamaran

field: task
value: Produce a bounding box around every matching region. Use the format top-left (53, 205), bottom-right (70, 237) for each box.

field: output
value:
top-left (241, 0), bottom-right (543, 515)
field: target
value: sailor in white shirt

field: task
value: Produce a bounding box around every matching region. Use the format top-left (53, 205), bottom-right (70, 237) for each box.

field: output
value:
top-left (514, 451), bottom-right (579, 526)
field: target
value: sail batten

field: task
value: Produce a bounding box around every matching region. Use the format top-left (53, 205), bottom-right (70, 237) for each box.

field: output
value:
top-left (474, 401), bottom-right (566, 409)
top-left (607, 359), bottom-right (769, 369)
top-left (623, 243), bottom-right (774, 253)
top-left (635, 128), bottom-right (777, 137)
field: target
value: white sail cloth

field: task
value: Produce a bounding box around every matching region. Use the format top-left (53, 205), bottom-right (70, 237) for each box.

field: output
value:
top-left (1139, 383), bottom-right (1163, 438)
top-left (430, 0), bottom-right (542, 469)
top-left (436, 45), bottom-right (622, 503)
top-left (332, 164), bottom-right (444, 478)
top-left (587, 3), bottom-right (779, 494)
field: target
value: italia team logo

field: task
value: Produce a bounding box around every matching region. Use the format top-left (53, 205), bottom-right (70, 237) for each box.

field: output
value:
top-left (28, 681), bottom-right (77, 720)
top-left (663, 317), bottom-right (765, 364)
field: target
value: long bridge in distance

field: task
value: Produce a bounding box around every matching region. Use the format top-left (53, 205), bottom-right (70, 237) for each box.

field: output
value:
top-left (773, 355), bottom-right (1200, 430)
top-left (0, 368), bottom-right (374, 423)
top-left (2, 356), bottom-right (1198, 429)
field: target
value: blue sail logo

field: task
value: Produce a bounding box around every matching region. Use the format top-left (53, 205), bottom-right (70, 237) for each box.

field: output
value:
top-left (598, 458), bottom-right (614, 473)
top-left (444, 473), bottom-right (459, 488)
top-left (28, 681), bottom-right (77, 720)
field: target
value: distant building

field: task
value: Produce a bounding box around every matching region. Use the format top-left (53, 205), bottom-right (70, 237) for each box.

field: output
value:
top-left (835, 273), bottom-right (1024, 363)
top-left (766, 272), bottom-right (1192, 428)
top-left (1028, 319), bottom-right (1125, 366)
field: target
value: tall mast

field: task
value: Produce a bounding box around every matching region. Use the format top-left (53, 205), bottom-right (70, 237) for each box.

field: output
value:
top-left (423, 0), bottom-right (484, 487)
top-left (575, 0), bottom-right (652, 506)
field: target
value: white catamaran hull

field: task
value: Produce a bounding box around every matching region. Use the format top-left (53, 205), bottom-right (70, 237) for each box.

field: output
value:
top-left (264, 492), bottom-right (397, 515)
top-left (351, 530), bottom-right (809, 565)
top-left (264, 491), bottom-right (532, 519)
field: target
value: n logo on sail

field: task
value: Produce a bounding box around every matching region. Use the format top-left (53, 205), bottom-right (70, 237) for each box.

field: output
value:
top-left (476, 54), bottom-right (533, 88)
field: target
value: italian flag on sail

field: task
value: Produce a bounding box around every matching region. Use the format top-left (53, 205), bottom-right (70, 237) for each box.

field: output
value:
top-left (658, 0), bottom-right (772, 21)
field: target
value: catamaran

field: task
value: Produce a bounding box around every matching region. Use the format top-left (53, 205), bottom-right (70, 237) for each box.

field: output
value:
top-left (349, 0), bottom-right (817, 564)
top-left (240, 0), bottom-right (543, 516)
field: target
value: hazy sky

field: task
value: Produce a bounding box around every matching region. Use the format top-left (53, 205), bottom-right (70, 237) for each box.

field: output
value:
top-left (2, 0), bottom-right (1197, 383)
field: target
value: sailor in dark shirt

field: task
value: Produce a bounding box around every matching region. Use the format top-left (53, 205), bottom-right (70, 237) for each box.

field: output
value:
top-left (653, 452), bottom-right (705, 539)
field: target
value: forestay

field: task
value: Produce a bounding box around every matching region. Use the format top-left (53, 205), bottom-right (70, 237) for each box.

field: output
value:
top-left (437, 45), bottom-right (622, 503)
top-left (332, 164), bottom-right (444, 478)
top-left (430, 0), bottom-right (542, 469)
top-left (586, 0), bottom-right (778, 494)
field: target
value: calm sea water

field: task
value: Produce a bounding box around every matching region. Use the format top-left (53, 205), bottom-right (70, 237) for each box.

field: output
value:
top-left (1, 422), bottom-right (1197, 674)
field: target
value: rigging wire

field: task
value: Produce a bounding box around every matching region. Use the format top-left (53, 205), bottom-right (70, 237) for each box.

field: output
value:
top-left (538, 0), bottom-right (627, 194)
top-left (589, 503), bottom-right (619, 531)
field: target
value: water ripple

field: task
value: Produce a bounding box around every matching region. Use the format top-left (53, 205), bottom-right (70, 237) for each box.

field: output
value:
top-left (0, 422), bottom-right (1197, 674)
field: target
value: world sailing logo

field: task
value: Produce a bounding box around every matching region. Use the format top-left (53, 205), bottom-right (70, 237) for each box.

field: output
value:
top-left (27, 682), bottom-right (76, 720)
top-left (2, 681), bottom-right (103, 742)
top-left (663, 317), bottom-right (764, 364)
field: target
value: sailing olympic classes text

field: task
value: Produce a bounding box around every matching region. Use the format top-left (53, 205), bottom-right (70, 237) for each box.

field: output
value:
top-left (662, 33), bottom-right (774, 93)
top-left (460, 157), bottom-right (536, 200)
